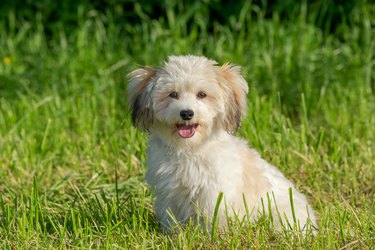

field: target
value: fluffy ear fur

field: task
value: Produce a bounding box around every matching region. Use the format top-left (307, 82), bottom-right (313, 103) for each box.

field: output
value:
top-left (217, 64), bottom-right (249, 133)
top-left (127, 67), bottom-right (157, 131)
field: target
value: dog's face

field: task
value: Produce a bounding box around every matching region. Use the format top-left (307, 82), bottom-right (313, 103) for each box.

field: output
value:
top-left (127, 55), bottom-right (248, 146)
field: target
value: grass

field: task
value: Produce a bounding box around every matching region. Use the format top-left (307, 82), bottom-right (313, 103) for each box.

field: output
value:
top-left (0, 2), bottom-right (374, 249)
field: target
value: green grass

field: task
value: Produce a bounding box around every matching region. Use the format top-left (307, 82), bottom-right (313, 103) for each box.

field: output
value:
top-left (0, 2), bottom-right (374, 249)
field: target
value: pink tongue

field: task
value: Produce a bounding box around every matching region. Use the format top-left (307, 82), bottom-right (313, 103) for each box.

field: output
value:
top-left (177, 125), bottom-right (196, 138)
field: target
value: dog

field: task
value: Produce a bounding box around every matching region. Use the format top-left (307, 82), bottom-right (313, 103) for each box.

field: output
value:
top-left (127, 55), bottom-right (317, 233)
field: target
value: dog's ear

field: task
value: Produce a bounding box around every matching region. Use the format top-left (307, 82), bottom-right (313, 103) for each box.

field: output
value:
top-left (217, 64), bottom-right (249, 133)
top-left (127, 67), bottom-right (157, 131)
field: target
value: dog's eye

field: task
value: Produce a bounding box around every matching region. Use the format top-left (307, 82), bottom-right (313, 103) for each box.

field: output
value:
top-left (197, 91), bottom-right (207, 99)
top-left (169, 91), bottom-right (179, 99)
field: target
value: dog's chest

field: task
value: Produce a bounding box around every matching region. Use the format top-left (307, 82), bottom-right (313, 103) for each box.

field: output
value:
top-left (157, 153), bottom-right (217, 195)
top-left (170, 154), bottom-right (215, 192)
top-left (147, 145), bottom-right (241, 202)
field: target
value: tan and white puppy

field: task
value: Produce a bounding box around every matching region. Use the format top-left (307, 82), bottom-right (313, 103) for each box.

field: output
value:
top-left (127, 55), bottom-right (317, 232)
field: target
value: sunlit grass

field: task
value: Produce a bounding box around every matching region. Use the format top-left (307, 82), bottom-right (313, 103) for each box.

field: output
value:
top-left (0, 2), bottom-right (374, 249)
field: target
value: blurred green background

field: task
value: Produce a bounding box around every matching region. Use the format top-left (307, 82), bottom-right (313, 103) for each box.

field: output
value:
top-left (0, 0), bottom-right (367, 35)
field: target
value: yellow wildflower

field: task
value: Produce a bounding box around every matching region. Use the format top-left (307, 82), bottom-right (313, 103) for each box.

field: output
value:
top-left (3, 56), bottom-right (11, 65)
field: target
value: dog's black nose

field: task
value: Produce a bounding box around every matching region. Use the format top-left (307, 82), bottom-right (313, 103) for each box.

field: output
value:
top-left (180, 110), bottom-right (194, 120)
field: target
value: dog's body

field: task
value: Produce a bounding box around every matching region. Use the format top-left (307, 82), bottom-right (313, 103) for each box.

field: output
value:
top-left (128, 55), bottom-right (316, 232)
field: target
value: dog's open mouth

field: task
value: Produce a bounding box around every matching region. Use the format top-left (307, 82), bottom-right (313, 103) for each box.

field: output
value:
top-left (176, 123), bottom-right (198, 138)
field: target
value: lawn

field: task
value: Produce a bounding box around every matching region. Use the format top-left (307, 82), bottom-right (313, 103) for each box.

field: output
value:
top-left (0, 1), bottom-right (374, 249)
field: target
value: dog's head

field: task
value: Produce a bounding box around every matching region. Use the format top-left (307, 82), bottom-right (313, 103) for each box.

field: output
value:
top-left (127, 55), bottom-right (248, 146)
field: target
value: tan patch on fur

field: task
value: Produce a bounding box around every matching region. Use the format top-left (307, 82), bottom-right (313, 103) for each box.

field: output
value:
top-left (204, 93), bottom-right (219, 103)
top-left (216, 64), bottom-right (249, 132)
top-left (219, 64), bottom-right (248, 117)
top-left (238, 149), bottom-right (271, 208)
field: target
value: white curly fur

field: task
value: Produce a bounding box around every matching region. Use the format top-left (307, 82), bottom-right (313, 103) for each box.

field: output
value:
top-left (127, 55), bottom-right (317, 233)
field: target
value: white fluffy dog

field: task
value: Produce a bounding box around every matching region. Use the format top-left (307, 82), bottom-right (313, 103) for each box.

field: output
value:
top-left (127, 55), bottom-right (317, 232)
